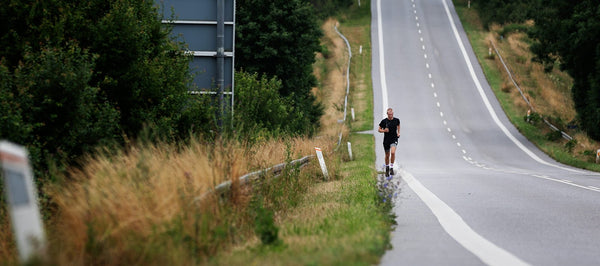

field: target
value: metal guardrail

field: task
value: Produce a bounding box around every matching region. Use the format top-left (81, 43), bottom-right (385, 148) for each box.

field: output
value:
top-left (334, 24), bottom-right (352, 148)
top-left (490, 41), bottom-right (573, 141)
top-left (194, 155), bottom-right (314, 202)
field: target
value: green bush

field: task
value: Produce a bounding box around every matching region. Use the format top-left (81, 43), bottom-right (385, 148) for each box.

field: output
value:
top-left (0, 0), bottom-right (204, 187)
top-left (545, 130), bottom-right (563, 142)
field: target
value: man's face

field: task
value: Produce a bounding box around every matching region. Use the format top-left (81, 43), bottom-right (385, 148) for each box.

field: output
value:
top-left (387, 110), bottom-right (393, 120)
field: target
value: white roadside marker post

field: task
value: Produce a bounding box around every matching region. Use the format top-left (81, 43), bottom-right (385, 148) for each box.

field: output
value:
top-left (0, 141), bottom-right (46, 262)
top-left (315, 147), bottom-right (329, 180)
top-left (348, 142), bottom-right (354, 161)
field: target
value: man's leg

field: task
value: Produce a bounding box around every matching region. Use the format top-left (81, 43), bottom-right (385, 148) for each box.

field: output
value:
top-left (384, 150), bottom-right (390, 175)
top-left (389, 145), bottom-right (396, 175)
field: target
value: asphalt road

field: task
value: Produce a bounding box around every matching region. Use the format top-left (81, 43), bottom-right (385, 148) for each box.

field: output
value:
top-left (371, 0), bottom-right (600, 265)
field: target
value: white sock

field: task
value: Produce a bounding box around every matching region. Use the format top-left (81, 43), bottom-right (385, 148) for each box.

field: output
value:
top-left (390, 163), bottom-right (394, 168)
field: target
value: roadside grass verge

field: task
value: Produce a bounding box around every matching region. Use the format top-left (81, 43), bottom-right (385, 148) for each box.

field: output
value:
top-left (210, 0), bottom-right (393, 264)
top-left (339, 1), bottom-right (374, 132)
top-left (211, 134), bottom-right (392, 265)
top-left (453, 0), bottom-right (600, 172)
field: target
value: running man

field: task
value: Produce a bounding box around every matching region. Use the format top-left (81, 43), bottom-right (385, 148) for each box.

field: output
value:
top-left (378, 108), bottom-right (401, 176)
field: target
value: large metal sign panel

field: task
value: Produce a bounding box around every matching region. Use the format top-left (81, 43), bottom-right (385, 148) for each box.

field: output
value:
top-left (157, 0), bottom-right (235, 94)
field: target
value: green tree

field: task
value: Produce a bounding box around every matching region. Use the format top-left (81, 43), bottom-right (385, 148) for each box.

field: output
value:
top-left (236, 0), bottom-right (323, 135)
top-left (309, 0), bottom-right (353, 18)
top-left (471, 0), bottom-right (537, 29)
top-left (0, 0), bottom-right (206, 182)
top-left (233, 71), bottom-right (288, 134)
top-left (529, 0), bottom-right (600, 140)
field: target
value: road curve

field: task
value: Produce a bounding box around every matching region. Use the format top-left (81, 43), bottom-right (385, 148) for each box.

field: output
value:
top-left (371, 0), bottom-right (600, 265)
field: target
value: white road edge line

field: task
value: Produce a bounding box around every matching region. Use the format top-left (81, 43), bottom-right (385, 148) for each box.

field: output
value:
top-left (400, 169), bottom-right (531, 266)
top-left (376, 0), bottom-right (388, 117)
top-left (440, 0), bottom-right (584, 174)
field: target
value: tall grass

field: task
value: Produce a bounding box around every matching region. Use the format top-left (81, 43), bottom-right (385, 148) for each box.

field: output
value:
top-left (38, 134), bottom-right (337, 264)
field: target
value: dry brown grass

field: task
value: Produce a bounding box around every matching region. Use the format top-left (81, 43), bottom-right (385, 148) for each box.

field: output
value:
top-left (488, 26), bottom-right (575, 121)
top-left (42, 133), bottom-right (337, 264)
top-left (316, 19), bottom-right (349, 128)
top-left (485, 23), bottom-right (598, 159)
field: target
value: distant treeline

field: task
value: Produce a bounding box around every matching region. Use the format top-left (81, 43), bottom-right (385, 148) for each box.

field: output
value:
top-left (471, 0), bottom-right (600, 141)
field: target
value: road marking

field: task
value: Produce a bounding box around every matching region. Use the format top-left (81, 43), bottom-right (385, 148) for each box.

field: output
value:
top-left (376, 0), bottom-right (388, 116)
top-left (426, 63), bottom-right (430, 68)
top-left (400, 169), bottom-right (531, 266)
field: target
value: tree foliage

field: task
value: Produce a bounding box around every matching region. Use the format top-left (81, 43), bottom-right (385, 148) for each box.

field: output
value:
top-left (471, 0), bottom-right (537, 29)
top-left (0, 0), bottom-right (202, 181)
top-left (235, 0), bottom-right (324, 136)
top-left (529, 0), bottom-right (600, 140)
top-left (308, 0), bottom-right (354, 18)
